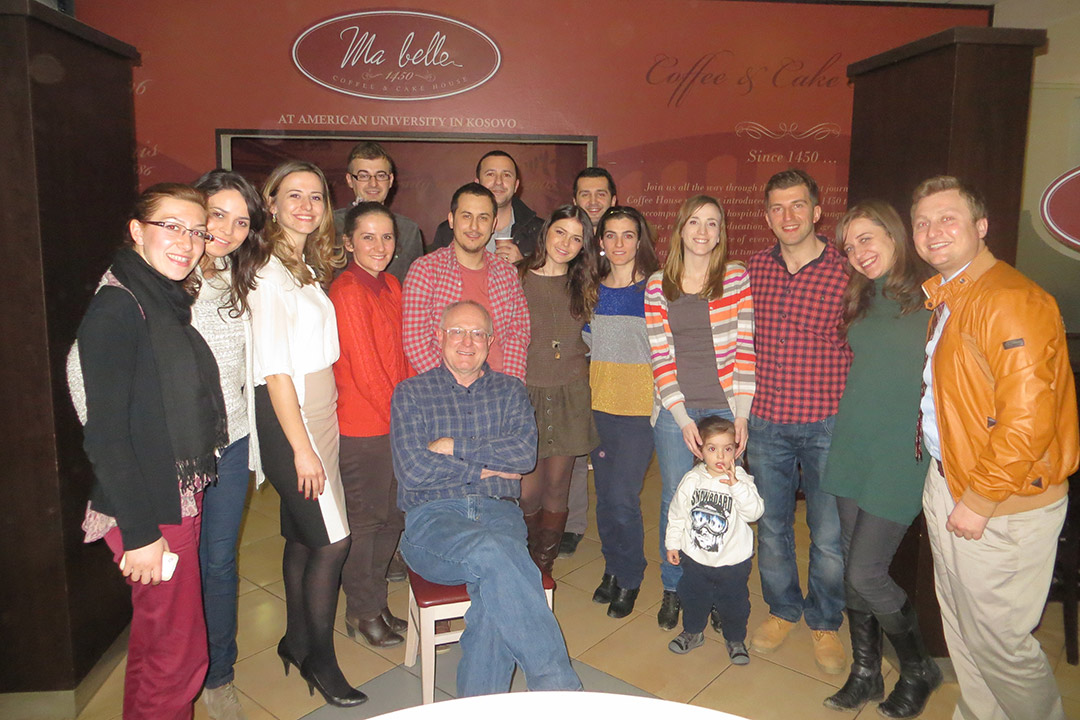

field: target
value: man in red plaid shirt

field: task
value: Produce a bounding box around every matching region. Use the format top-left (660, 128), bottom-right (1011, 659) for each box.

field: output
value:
top-left (402, 183), bottom-right (530, 382)
top-left (745, 169), bottom-right (852, 674)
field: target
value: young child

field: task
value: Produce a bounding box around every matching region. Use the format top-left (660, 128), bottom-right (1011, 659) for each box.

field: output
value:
top-left (665, 415), bottom-right (763, 663)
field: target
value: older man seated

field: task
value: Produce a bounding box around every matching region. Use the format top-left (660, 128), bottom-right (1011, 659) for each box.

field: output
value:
top-left (390, 300), bottom-right (581, 696)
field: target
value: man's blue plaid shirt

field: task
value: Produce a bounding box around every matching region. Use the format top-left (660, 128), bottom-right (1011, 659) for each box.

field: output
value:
top-left (390, 363), bottom-right (538, 512)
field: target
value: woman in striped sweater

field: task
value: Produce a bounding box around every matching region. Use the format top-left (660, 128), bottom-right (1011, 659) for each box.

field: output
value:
top-left (583, 206), bottom-right (659, 619)
top-left (645, 195), bottom-right (755, 630)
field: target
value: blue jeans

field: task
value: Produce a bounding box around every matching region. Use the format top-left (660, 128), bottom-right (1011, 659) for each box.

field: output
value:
top-left (747, 413), bottom-right (844, 631)
top-left (654, 406), bottom-right (733, 592)
top-left (591, 412), bottom-right (652, 590)
top-left (199, 435), bottom-right (250, 688)
top-left (400, 497), bottom-right (581, 696)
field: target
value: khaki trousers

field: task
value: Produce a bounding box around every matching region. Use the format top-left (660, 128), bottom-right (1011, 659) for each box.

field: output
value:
top-left (923, 461), bottom-right (1066, 720)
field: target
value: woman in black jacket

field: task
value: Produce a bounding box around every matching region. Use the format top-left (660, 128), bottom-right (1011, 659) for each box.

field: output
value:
top-left (71, 183), bottom-right (227, 720)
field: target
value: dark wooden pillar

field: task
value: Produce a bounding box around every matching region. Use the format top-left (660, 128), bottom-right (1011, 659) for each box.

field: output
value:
top-left (847, 26), bottom-right (1044, 264)
top-left (0, 0), bottom-right (139, 713)
top-left (846, 26), bottom-right (1045, 656)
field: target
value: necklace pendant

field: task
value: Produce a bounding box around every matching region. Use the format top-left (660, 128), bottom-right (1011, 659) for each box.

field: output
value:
top-left (552, 339), bottom-right (561, 360)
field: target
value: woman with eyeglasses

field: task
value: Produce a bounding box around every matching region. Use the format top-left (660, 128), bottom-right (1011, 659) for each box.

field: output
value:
top-left (69, 183), bottom-right (227, 719)
top-left (328, 202), bottom-right (413, 648)
top-left (582, 206), bottom-right (659, 618)
top-left (517, 205), bottom-right (599, 574)
top-left (189, 169), bottom-right (270, 719)
top-left (248, 161), bottom-right (365, 707)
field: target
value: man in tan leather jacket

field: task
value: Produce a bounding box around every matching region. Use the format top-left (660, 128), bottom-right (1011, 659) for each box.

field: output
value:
top-left (912, 175), bottom-right (1079, 720)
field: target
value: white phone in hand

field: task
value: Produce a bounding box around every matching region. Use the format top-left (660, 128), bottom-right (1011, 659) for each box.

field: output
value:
top-left (119, 550), bottom-right (179, 581)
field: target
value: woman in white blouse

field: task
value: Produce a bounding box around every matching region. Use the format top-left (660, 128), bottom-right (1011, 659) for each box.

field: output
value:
top-left (249, 161), bottom-right (365, 707)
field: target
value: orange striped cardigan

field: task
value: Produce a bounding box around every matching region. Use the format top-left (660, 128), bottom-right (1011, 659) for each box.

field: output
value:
top-left (644, 264), bottom-right (755, 428)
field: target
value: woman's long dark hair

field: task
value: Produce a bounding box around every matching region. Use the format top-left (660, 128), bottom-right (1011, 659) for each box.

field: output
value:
top-left (582, 206), bottom-right (658, 317)
top-left (834, 200), bottom-right (930, 333)
top-left (194, 169), bottom-right (269, 317)
top-left (520, 205), bottom-right (596, 320)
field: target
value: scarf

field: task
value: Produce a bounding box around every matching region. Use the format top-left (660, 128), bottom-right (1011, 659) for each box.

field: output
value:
top-left (110, 247), bottom-right (229, 491)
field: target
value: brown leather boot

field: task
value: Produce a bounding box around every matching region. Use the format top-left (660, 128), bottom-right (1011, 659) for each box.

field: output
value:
top-left (522, 508), bottom-right (542, 557)
top-left (531, 510), bottom-right (568, 575)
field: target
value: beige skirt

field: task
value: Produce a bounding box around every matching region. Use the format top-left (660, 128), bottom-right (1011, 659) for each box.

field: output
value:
top-left (301, 368), bottom-right (348, 544)
top-left (257, 368), bottom-right (349, 546)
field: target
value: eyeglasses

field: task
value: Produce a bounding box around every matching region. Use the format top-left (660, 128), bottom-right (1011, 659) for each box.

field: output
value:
top-left (141, 220), bottom-right (213, 243)
top-left (348, 170), bottom-right (392, 183)
top-left (442, 327), bottom-right (491, 341)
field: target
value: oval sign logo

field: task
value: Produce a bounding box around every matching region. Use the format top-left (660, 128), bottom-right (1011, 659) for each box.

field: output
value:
top-left (1041, 166), bottom-right (1080, 253)
top-left (292, 11), bottom-right (500, 102)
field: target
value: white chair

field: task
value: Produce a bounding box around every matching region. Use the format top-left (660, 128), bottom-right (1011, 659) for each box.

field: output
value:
top-left (404, 568), bottom-right (556, 704)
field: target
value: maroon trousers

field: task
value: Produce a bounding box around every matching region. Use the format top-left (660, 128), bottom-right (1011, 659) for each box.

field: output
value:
top-left (105, 503), bottom-right (206, 720)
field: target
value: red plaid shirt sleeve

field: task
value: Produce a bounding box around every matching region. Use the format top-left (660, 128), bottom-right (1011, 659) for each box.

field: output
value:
top-left (402, 251), bottom-right (452, 374)
top-left (748, 242), bottom-right (852, 424)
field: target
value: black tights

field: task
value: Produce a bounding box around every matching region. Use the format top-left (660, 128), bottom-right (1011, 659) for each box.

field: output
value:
top-left (281, 536), bottom-right (353, 695)
top-left (519, 455), bottom-right (576, 514)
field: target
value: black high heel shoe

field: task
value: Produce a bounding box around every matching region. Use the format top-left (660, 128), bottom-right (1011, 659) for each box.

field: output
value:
top-left (277, 637), bottom-right (302, 677)
top-left (299, 658), bottom-right (368, 707)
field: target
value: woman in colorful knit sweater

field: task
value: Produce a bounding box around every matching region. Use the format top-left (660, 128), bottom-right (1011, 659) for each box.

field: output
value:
top-left (583, 206), bottom-right (660, 619)
top-left (645, 195), bottom-right (755, 630)
top-left (329, 202), bottom-right (414, 649)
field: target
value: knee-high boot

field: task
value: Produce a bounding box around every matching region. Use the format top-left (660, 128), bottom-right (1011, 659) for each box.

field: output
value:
top-left (876, 601), bottom-right (943, 719)
top-left (824, 608), bottom-right (885, 711)
top-left (531, 510), bottom-right (567, 576)
top-left (523, 508), bottom-right (542, 558)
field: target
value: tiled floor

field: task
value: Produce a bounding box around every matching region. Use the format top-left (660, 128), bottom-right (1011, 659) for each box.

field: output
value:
top-left (73, 458), bottom-right (1080, 720)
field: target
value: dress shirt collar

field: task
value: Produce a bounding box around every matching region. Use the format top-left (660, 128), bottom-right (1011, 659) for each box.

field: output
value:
top-left (767, 235), bottom-right (832, 274)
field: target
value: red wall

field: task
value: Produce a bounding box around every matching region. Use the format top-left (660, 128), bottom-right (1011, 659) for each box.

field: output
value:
top-left (77, 0), bottom-right (988, 255)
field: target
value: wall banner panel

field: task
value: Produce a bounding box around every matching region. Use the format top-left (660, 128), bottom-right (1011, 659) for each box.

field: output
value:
top-left (78, 0), bottom-right (989, 254)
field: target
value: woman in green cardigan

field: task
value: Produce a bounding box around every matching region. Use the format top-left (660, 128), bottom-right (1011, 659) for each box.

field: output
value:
top-left (821, 201), bottom-right (942, 719)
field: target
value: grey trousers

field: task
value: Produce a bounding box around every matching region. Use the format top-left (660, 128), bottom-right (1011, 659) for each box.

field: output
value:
top-left (835, 496), bottom-right (911, 615)
top-left (565, 455), bottom-right (590, 534)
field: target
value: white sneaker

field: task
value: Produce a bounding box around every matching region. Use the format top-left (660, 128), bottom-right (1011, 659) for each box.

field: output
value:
top-left (203, 682), bottom-right (247, 720)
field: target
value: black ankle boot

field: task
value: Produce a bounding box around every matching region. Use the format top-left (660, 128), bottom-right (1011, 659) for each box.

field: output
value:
top-left (824, 609), bottom-right (884, 711)
top-left (607, 583), bottom-right (639, 618)
top-left (877, 602), bottom-right (943, 719)
top-left (657, 590), bottom-right (680, 630)
top-left (593, 573), bottom-right (616, 604)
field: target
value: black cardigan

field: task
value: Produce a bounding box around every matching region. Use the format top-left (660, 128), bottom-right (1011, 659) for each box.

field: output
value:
top-left (78, 286), bottom-right (183, 551)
